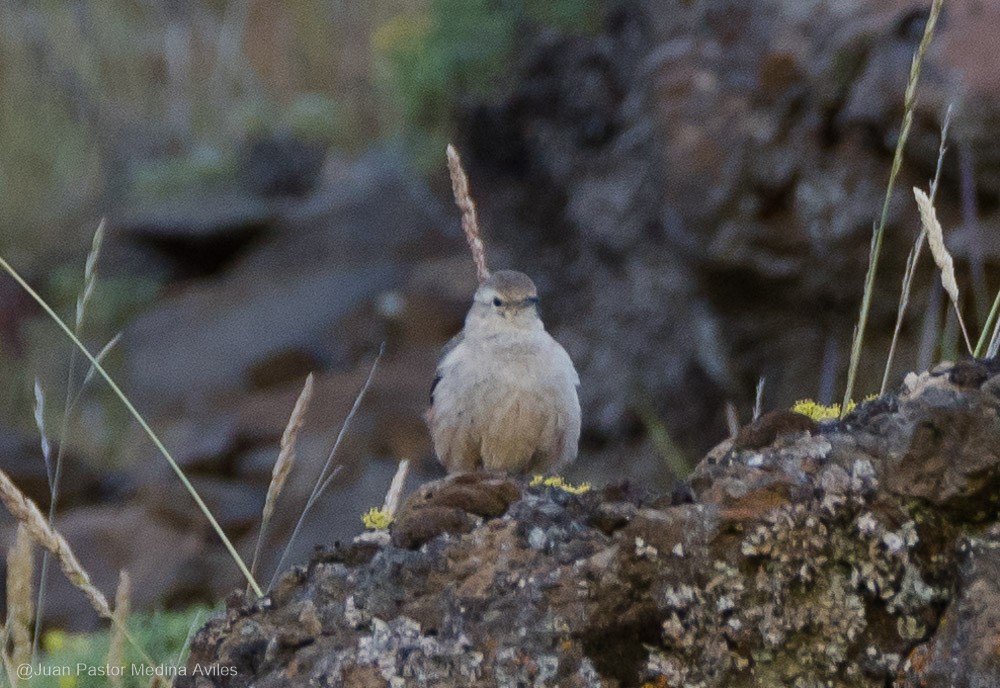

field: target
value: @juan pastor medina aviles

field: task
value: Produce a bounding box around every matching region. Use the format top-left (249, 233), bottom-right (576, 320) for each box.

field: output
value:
top-left (20, 663), bottom-right (237, 678)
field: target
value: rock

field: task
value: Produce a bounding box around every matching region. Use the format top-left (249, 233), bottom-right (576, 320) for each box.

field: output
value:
top-left (6, 504), bottom-right (204, 632)
top-left (390, 473), bottom-right (522, 549)
top-left (900, 524), bottom-right (1000, 687)
top-left (117, 191), bottom-right (273, 244)
top-left (114, 190), bottom-right (274, 280)
top-left (236, 133), bottom-right (326, 198)
top-left (0, 428), bottom-right (109, 510)
top-left (456, 0), bottom-right (1000, 464)
top-left (145, 476), bottom-right (265, 538)
top-left (732, 409), bottom-right (817, 451)
top-left (121, 148), bottom-right (446, 410)
top-left (123, 263), bottom-right (397, 409)
top-left (181, 363), bottom-right (1000, 687)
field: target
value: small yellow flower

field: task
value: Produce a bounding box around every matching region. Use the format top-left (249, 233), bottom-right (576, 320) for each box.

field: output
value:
top-left (530, 475), bottom-right (591, 495)
top-left (58, 676), bottom-right (79, 688)
top-left (362, 507), bottom-right (393, 530)
top-left (43, 628), bottom-right (67, 652)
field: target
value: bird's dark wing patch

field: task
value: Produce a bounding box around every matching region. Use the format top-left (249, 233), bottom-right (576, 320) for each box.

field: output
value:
top-left (430, 372), bottom-right (442, 405)
top-left (430, 331), bottom-right (464, 405)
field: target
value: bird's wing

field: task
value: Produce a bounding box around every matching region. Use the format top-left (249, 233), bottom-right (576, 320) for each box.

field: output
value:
top-left (430, 330), bottom-right (465, 405)
top-left (551, 339), bottom-right (581, 387)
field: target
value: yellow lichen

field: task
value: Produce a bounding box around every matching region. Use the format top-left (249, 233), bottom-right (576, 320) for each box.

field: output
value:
top-left (362, 507), bottom-right (393, 530)
top-left (529, 475), bottom-right (591, 495)
top-left (792, 399), bottom-right (855, 421)
top-left (792, 394), bottom-right (879, 421)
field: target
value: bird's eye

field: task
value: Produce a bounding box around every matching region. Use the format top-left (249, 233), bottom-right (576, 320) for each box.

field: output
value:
top-left (492, 297), bottom-right (503, 307)
top-left (526, 296), bottom-right (539, 306)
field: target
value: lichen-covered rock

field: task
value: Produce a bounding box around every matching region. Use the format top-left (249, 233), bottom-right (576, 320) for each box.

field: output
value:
top-left (181, 363), bottom-right (1000, 687)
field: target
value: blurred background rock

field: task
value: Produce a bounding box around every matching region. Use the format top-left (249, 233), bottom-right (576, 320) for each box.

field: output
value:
top-left (1, 0), bottom-right (998, 629)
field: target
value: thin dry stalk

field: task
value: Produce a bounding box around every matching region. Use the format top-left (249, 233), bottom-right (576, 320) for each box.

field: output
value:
top-left (446, 144), bottom-right (490, 284)
top-left (269, 346), bottom-right (383, 591)
top-left (0, 467), bottom-right (111, 619)
top-left (107, 571), bottom-right (131, 688)
top-left (975, 287), bottom-right (1000, 357)
top-left (249, 373), bottom-right (315, 589)
top-left (32, 380), bottom-right (52, 485)
top-left (840, 0), bottom-right (943, 416)
top-left (0, 256), bottom-right (262, 597)
top-left (382, 459), bottom-right (411, 518)
top-left (7, 525), bottom-right (35, 673)
top-left (79, 333), bottom-right (123, 391)
top-left (881, 104), bottom-right (952, 393)
top-left (35, 331), bottom-right (121, 660)
top-left (172, 608), bottom-right (205, 670)
top-left (76, 218), bottom-right (105, 330)
top-left (913, 187), bottom-right (972, 354)
top-left (987, 317), bottom-right (1000, 358)
top-left (753, 377), bottom-right (765, 421)
top-left (724, 403), bottom-right (740, 439)
top-left (0, 637), bottom-right (14, 688)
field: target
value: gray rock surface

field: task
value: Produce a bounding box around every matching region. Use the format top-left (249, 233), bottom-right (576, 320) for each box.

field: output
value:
top-left (181, 360), bottom-right (1000, 687)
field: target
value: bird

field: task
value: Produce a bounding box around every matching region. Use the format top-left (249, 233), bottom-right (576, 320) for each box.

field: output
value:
top-left (426, 269), bottom-right (581, 474)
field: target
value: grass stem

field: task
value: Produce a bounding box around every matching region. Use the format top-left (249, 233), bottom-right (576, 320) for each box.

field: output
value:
top-left (0, 256), bottom-right (262, 597)
top-left (880, 104), bottom-right (952, 393)
top-left (841, 0), bottom-right (942, 415)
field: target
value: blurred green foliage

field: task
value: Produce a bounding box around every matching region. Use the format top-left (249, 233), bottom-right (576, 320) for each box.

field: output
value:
top-left (0, 0), bottom-right (599, 256)
top-left (31, 606), bottom-right (215, 688)
top-left (375, 0), bottom-right (599, 167)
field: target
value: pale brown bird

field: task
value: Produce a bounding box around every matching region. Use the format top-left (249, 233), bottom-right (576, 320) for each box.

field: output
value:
top-left (427, 270), bottom-right (581, 474)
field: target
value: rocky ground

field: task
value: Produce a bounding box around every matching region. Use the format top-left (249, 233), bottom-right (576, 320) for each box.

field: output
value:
top-left (179, 359), bottom-right (1000, 687)
top-left (3, 0), bottom-right (1000, 631)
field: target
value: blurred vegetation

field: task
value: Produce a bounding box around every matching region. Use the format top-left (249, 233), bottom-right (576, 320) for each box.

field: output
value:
top-left (375, 0), bottom-right (600, 167)
top-left (0, 0), bottom-right (598, 259)
top-left (0, 0), bottom-right (599, 441)
top-left (30, 605), bottom-right (214, 687)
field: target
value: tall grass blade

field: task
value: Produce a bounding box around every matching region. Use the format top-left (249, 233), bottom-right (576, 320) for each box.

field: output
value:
top-left (382, 459), bottom-right (411, 518)
top-left (6, 525), bottom-right (34, 675)
top-left (108, 571), bottom-right (131, 688)
top-left (987, 316), bottom-right (1000, 359)
top-left (974, 289), bottom-right (1000, 358)
top-left (249, 373), bottom-right (315, 593)
top-left (269, 346), bottom-right (383, 591)
top-left (841, 0), bottom-right (943, 416)
top-left (881, 104), bottom-right (952, 393)
top-left (0, 256), bottom-right (263, 597)
top-left (753, 377), bottom-right (765, 421)
top-left (37, 220), bottom-right (111, 659)
top-left (913, 186), bottom-right (972, 354)
top-left (33, 380), bottom-right (52, 484)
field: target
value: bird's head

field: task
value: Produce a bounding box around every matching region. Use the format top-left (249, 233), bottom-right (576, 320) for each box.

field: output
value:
top-left (468, 270), bottom-right (543, 331)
